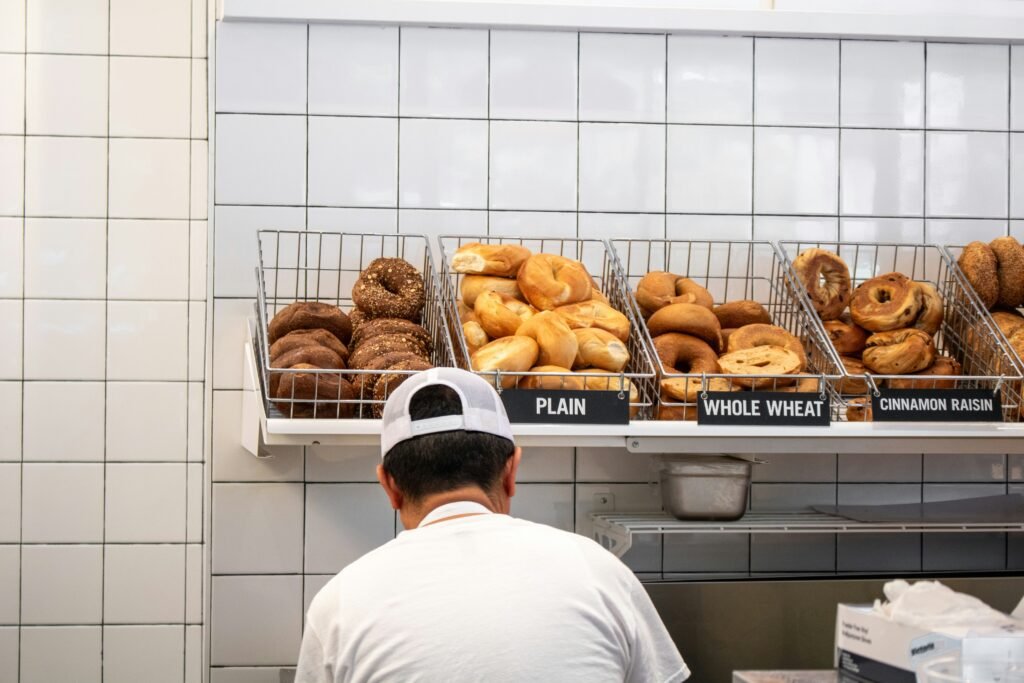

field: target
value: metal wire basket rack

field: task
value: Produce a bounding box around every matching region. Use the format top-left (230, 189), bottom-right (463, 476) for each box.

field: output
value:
top-left (609, 239), bottom-right (844, 420)
top-left (437, 235), bottom-right (658, 419)
top-left (254, 230), bottom-right (456, 419)
top-left (777, 240), bottom-right (1023, 422)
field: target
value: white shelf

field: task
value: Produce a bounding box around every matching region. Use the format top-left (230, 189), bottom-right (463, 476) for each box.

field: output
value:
top-left (590, 512), bottom-right (1024, 558)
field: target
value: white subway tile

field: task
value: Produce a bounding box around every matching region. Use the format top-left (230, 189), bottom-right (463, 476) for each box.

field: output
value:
top-left (754, 38), bottom-right (839, 126)
top-left (490, 30), bottom-right (577, 121)
top-left (23, 218), bottom-right (106, 298)
top-left (107, 301), bottom-right (188, 380)
top-left (580, 213), bottom-right (665, 241)
top-left (668, 36), bottom-right (752, 125)
top-left (0, 0), bottom-right (25, 51)
top-left (26, 0), bottom-right (107, 54)
top-left (307, 208), bottom-right (398, 234)
top-left (0, 300), bottom-right (20, 380)
top-left (756, 216), bottom-right (838, 243)
top-left (20, 626), bottom-right (101, 683)
top-left (211, 669), bottom-right (281, 683)
top-left (305, 445), bottom-right (379, 482)
top-left (0, 382), bottom-right (19, 461)
top-left (490, 121), bottom-right (577, 211)
top-left (22, 463), bottom-right (103, 542)
top-left (23, 300), bottom-right (105, 380)
top-left (213, 206), bottom-right (304, 298)
top-left (21, 545), bottom-right (102, 624)
top-left (107, 382), bottom-right (187, 461)
top-left (0, 545), bottom-right (17, 623)
top-left (305, 483), bottom-right (394, 573)
top-left (104, 544), bottom-right (186, 623)
top-left (512, 484), bottom-right (574, 531)
top-left (216, 21), bottom-right (306, 114)
top-left (192, 59), bottom-right (208, 138)
top-left (213, 483), bottom-right (303, 573)
top-left (110, 57), bottom-right (191, 137)
top-left (0, 463), bottom-right (18, 542)
top-left (753, 127), bottom-right (838, 215)
top-left (109, 138), bottom-right (191, 219)
top-left (667, 124), bottom-right (752, 214)
top-left (24, 136), bottom-right (107, 217)
top-left (211, 575), bottom-right (302, 666)
top-left (926, 131), bottom-right (1008, 218)
top-left (752, 454), bottom-right (836, 483)
top-left (108, 220), bottom-right (189, 300)
top-left (190, 220), bottom-right (207, 299)
top-left (1012, 134), bottom-right (1024, 218)
top-left (486, 212), bottom-right (577, 241)
top-left (211, 390), bottom-right (303, 481)
top-left (579, 123), bottom-right (665, 213)
top-left (215, 114), bottom-right (306, 206)
top-left (110, 0), bottom-right (191, 57)
top-left (664, 534), bottom-right (749, 573)
top-left (840, 129), bottom-right (924, 217)
top-left (926, 219), bottom-right (1007, 244)
top-left (515, 447), bottom-right (574, 482)
top-left (186, 544), bottom-right (202, 622)
top-left (923, 454), bottom-right (1006, 482)
top-left (304, 575), bottom-right (332, 623)
top-left (23, 381), bottom-right (105, 461)
top-left (187, 463), bottom-right (201, 540)
top-left (1012, 46), bottom-right (1024, 130)
top-left (839, 218), bottom-right (925, 244)
top-left (0, 627), bottom-right (14, 681)
top-left (840, 40), bottom-right (924, 128)
top-left (211, 299), bottom-right (256, 390)
top-left (0, 218), bottom-right (21, 297)
top-left (579, 33), bottom-right (665, 123)
top-left (25, 55), bottom-right (107, 136)
top-left (665, 214), bottom-right (753, 241)
top-left (399, 27), bottom-right (488, 118)
top-left (104, 626), bottom-right (184, 683)
top-left (399, 118), bottom-right (487, 209)
top-left (187, 382), bottom-right (203, 462)
top-left (191, 139), bottom-right (207, 219)
top-left (0, 55), bottom-right (24, 135)
top-left (106, 463), bottom-right (187, 542)
top-left (309, 25), bottom-right (398, 116)
top-left (192, 0), bottom-right (207, 57)
top-left (923, 533), bottom-right (1005, 571)
top-left (308, 117), bottom-right (398, 208)
top-left (189, 301), bottom-right (204, 381)
top-left (0, 136), bottom-right (23, 216)
top-left (575, 483), bottom-right (663, 573)
top-left (576, 448), bottom-right (655, 483)
top-left (927, 43), bottom-right (1009, 130)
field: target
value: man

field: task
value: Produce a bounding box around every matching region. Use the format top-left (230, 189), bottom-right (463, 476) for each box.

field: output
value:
top-left (296, 367), bottom-right (688, 683)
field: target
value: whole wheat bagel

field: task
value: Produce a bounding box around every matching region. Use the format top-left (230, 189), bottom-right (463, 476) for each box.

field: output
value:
top-left (718, 345), bottom-right (801, 389)
top-left (635, 272), bottom-right (713, 312)
top-left (713, 300), bottom-right (771, 328)
top-left (647, 303), bottom-right (723, 351)
top-left (726, 323), bottom-right (807, 371)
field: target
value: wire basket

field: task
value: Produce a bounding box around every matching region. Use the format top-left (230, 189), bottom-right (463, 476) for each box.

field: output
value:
top-left (437, 235), bottom-right (658, 418)
top-left (254, 230), bottom-right (455, 419)
top-left (778, 240), bottom-right (1023, 422)
top-left (609, 239), bottom-right (844, 420)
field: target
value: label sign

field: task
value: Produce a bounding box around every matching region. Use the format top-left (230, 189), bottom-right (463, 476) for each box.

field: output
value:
top-left (697, 391), bottom-right (829, 426)
top-left (872, 388), bottom-right (1002, 422)
top-left (500, 390), bottom-right (629, 425)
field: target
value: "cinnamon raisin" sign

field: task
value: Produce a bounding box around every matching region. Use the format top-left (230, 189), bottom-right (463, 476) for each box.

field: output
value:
top-left (872, 389), bottom-right (1002, 422)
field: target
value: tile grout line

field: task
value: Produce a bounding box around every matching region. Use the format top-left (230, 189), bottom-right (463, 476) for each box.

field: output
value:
top-left (183, 0), bottom-right (194, 677)
top-left (100, 0), bottom-right (111, 676)
top-left (17, 0), bottom-right (27, 675)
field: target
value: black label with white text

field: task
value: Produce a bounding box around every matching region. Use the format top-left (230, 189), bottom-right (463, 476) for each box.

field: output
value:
top-left (501, 390), bottom-right (629, 424)
top-left (697, 391), bottom-right (829, 426)
top-left (872, 388), bottom-right (1002, 422)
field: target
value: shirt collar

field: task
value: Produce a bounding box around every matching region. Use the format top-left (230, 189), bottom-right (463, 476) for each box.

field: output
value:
top-left (417, 501), bottom-right (493, 528)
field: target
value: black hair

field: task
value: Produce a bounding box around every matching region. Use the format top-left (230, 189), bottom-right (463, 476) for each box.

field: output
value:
top-left (382, 384), bottom-right (515, 502)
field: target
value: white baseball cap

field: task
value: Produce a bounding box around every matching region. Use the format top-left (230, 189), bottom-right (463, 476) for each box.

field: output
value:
top-left (380, 367), bottom-right (515, 459)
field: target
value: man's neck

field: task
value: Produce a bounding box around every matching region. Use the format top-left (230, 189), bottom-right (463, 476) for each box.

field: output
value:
top-left (405, 487), bottom-right (501, 529)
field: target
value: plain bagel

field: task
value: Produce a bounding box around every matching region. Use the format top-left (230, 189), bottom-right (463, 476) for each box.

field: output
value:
top-left (554, 300), bottom-right (631, 342)
top-left (474, 290), bottom-right (538, 339)
top-left (470, 336), bottom-right (540, 388)
top-left (572, 328), bottom-right (629, 373)
top-left (517, 253), bottom-right (593, 311)
top-left (451, 242), bottom-right (531, 278)
top-left (514, 311), bottom-right (579, 369)
top-left (517, 365), bottom-right (585, 391)
top-left (461, 274), bottom-right (524, 307)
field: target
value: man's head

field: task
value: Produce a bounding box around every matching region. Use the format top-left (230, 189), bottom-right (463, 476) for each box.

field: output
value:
top-left (377, 368), bottom-right (521, 527)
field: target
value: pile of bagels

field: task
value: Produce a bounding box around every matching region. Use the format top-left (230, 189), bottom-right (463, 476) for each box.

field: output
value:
top-left (452, 242), bottom-right (639, 407)
top-left (957, 236), bottom-right (1024, 361)
top-left (634, 271), bottom-right (812, 420)
top-left (792, 248), bottom-right (957, 422)
top-left (267, 256), bottom-right (434, 418)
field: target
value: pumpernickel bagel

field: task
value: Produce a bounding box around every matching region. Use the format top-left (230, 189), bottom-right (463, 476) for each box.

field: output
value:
top-left (268, 301), bottom-right (352, 345)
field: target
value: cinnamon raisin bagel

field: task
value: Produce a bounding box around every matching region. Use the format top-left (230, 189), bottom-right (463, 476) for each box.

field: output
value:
top-left (517, 366), bottom-right (585, 391)
top-left (553, 300), bottom-right (631, 342)
top-left (647, 303), bottom-right (723, 351)
top-left (268, 301), bottom-right (352, 345)
top-left (517, 253), bottom-right (593, 311)
top-left (888, 355), bottom-right (961, 390)
top-left (837, 356), bottom-right (870, 395)
top-left (470, 336), bottom-right (540, 389)
top-left (990, 236), bottom-right (1024, 308)
top-left (958, 241), bottom-right (999, 310)
top-left (514, 311), bottom-right (578, 369)
top-left (726, 323), bottom-right (806, 371)
top-left (451, 242), bottom-right (531, 278)
top-left (718, 345), bottom-right (801, 389)
top-left (635, 272), bottom-right (713, 312)
top-left (823, 318), bottom-right (869, 357)
top-left (713, 300), bottom-right (771, 328)
top-left (351, 258), bottom-right (425, 320)
top-left (572, 328), bottom-right (629, 373)
top-left (850, 272), bottom-right (921, 332)
top-left (460, 275), bottom-right (524, 307)
top-left (861, 328), bottom-right (936, 374)
top-left (912, 281), bottom-right (944, 335)
top-left (792, 248), bottom-right (851, 320)
top-left (269, 328), bottom-right (350, 365)
top-left (652, 333), bottom-right (720, 375)
top-left (274, 363), bottom-right (355, 419)
top-left (846, 397), bottom-right (872, 422)
top-left (474, 290), bottom-right (538, 339)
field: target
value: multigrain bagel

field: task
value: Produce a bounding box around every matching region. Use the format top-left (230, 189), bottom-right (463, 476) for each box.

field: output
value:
top-left (515, 311), bottom-right (578, 369)
top-left (652, 333), bottom-right (720, 376)
top-left (462, 321), bottom-right (489, 356)
top-left (273, 363), bottom-right (355, 419)
top-left (725, 323), bottom-right (807, 371)
top-left (268, 301), bottom-right (353, 345)
top-left (635, 272), bottom-right (713, 312)
top-left (991, 310), bottom-right (1024, 339)
top-left (572, 328), bottom-right (629, 372)
top-left (647, 303), bottom-right (722, 351)
top-left (990, 236), bottom-right (1024, 308)
top-left (350, 351), bottom-right (424, 398)
top-left (792, 248), bottom-right (851, 320)
top-left (837, 356), bottom-right (871, 395)
top-left (850, 272), bottom-right (921, 332)
top-left (718, 345), bottom-right (801, 389)
top-left (451, 242), bottom-right (531, 278)
top-left (471, 336), bottom-right (540, 388)
top-left (554, 300), bottom-right (631, 342)
top-left (823, 318), bottom-right (869, 357)
top-left (713, 300), bottom-right (771, 328)
top-left (269, 344), bottom-right (346, 397)
top-left (888, 355), bottom-right (961, 390)
top-left (958, 241), bottom-right (1000, 310)
top-left (517, 253), bottom-right (592, 310)
top-left (517, 366), bottom-right (585, 391)
top-left (912, 281), bottom-right (944, 335)
top-left (861, 328), bottom-right (936, 374)
top-left (351, 258), bottom-right (425, 320)
top-left (269, 328), bottom-right (349, 365)
top-left (461, 275), bottom-right (524, 307)
top-left (474, 290), bottom-right (538, 339)
top-left (372, 358), bottom-right (433, 417)
top-left (350, 318), bottom-right (431, 352)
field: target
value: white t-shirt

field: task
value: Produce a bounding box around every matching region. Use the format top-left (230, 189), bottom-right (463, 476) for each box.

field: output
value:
top-left (296, 503), bottom-right (689, 683)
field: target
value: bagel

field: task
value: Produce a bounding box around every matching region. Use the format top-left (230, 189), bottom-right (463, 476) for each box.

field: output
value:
top-left (350, 318), bottom-right (431, 352)
top-left (647, 303), bottom-right (722, 351)
top-left (837, 356), bottom-right (870, 395)
top-left (269, 328), bottom-right (349, 365)
top-left (792, 248), bottom-right (851, 320)
top-left (912, 281), bottom-right (944, 335)
top-left (517, 253), bottom-right (593, 310)
top-left (347, 333), bottom-right (429, 370)
top-left (474, 290), bottom-right (538, 339)
top-left (517, 366), bottom-right (585, 391)
top-left (991, 310), bottom-right (1024, 339)
top-left (778, 376), bottom-right (824, 393)
top-left (1010, 327), bottom-right (1024, 360)
top-left (823, 318), bottom-right (869, 357)
top-left (579, 369), bottom-right (640, 418)
top-left (726, 323), bottom-right (806, 371)
top-left (846, 397), bottom-right (872, 422)
top-left (653, 333), bottom-right (720, 375)
top-left (572, 328), bottom-right (629, 372)
top-left (861, 328), bottom-right (936, 375)
top-left (351, 257), bottom-right (425, 320)
top-left (590, 287), bottom-right (610, 305)
top-left (958, 241), bottom-right (999, 310)
top-left (718, 345), bottom-right (801, 389)
top-left (888, 355), bottom-right (961, 390)
top-left (349, 308), bottom-right (367, 332)
top-left (660, 376), bottom-right (735, 403)
top-left (268, 301), bottom-right (353, 345)
top-left (350, 351), bottom-right (425, 398)
top-left (990, 236), bottom-right (1024, 308)
top-left (372, 357), bottom-right (433, 417)
top-left (635, 272), bottom-right (713, 312)
top-left (656, 392), bottom-right (696, 421)
top-left (554, 300), bottom-right (630, 342)
top-left (850, 272), bottom-right (921, 332)
top-left (471, 336), bottom-right (540, 389)
top-left (460, 275), bottom-right (524, 307)
top-left (514, 311), bottom-right (578, 369)
top-left (269, 344), bottom-right (346, 397)
top-left (451, 242), bottom-right (531, 278)
top-left (720, 328), bottom-right (738, 347)
top-left (713, 300), bottom-right (771, 328)
top-left (462, 321), bottom-right (489, 356)
top-left (274, 363), bottom-right (355, 419)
